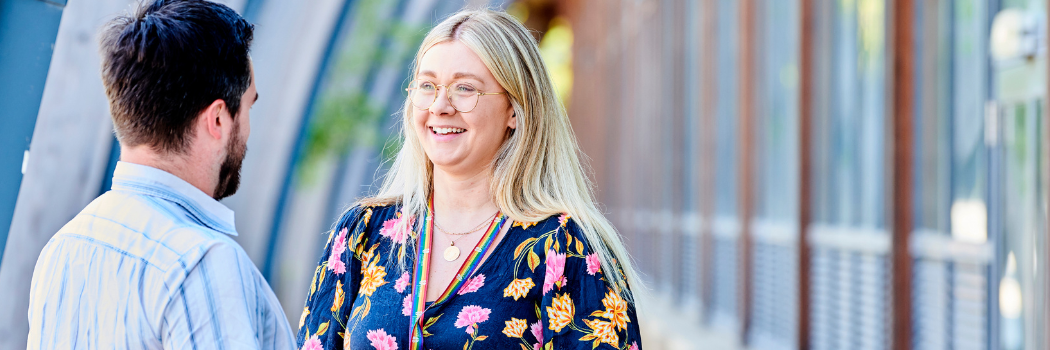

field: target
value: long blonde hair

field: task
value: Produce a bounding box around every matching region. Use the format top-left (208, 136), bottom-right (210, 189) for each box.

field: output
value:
top-left (361, 9), bottom-right (641, 301)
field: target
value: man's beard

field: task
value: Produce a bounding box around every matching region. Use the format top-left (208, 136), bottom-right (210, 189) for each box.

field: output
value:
top-left (213, 124), bottom-right (247, 200)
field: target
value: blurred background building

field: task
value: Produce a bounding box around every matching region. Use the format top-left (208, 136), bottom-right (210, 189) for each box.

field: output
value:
top-left (1, 0), bottom-right (1048, 349)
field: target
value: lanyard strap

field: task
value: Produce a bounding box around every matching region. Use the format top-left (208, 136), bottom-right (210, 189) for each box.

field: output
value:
top-left (408, 199), bottom-right (507, 349)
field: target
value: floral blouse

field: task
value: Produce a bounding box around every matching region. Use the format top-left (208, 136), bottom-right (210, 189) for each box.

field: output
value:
top-left (296, 204), bottom-right (642, 350)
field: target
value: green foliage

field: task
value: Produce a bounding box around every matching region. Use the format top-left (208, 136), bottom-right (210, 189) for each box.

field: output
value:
top-left (295, 0), bottom-right (430, 187)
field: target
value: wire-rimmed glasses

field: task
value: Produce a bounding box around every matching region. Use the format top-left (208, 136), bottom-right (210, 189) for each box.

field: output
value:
top-left (406, 79), bottom-right (507, 113)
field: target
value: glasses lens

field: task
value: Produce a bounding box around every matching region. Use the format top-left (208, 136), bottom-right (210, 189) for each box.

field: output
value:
top-left (410, 80), bottom-right (437, 109)
top-left (449, 83), bottom-right (479, 112)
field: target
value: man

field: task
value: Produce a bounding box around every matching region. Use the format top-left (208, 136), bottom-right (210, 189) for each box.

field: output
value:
top-left (26, 0), bottom-right (295, 348)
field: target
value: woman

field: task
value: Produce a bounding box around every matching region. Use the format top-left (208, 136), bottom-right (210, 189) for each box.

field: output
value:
top-left (297, 9), bottom-right (642, 350)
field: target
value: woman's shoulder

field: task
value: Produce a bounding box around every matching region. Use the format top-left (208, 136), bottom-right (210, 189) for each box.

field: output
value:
top-left (511, 213), bottom-right (572, 233)
top-left (515, 213), bottom-right (587, 237)
top-left (334, 202), bottom-right (403, 235)
top-left (512, 213), bottom-right (603, 257)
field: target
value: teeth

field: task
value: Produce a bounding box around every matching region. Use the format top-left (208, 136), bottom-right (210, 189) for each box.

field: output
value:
top-left (432, 127), bottom-right (466, 135)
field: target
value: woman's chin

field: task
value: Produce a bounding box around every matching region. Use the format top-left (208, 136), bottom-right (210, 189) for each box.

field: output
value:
top-left (428, 156), bottom-right (464, 170)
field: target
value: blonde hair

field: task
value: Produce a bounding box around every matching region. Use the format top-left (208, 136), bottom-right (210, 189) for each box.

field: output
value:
top-left (361, 9), bottom-right (641, 301)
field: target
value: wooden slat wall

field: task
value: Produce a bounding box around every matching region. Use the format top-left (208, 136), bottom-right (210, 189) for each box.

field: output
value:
top-left (890, 0), bottom-right (915, 348)
top-left (700, 0), bottom-right (719, 321)
top-left (738, 0), bottom-right (757, 341)
top-left (798, 0), bottom-right (814, 348)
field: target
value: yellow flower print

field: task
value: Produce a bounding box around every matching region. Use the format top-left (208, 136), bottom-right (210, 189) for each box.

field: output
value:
top-left (503, 278), bottom-right (535, 300)
top-left (331, 280), bottom-right (345, 313)
top-left (361, 246), bottom-right (376, 266)
top-left (581, 318), bottom-right (619, 347)
top-left (596, 289), bottom-right (629, 331)
top-left (513, 221), bottom-right (537, 230)
top-left (362, 207), bottom-right (373, 227)
top-left (299, 307), bottom-right (309, 330)
top-left (502, 318), bottom-right (528, 338)
top-left (546, 293), bottom-right (575, 332)
top-left (359, 261), bottom-right (388, 296)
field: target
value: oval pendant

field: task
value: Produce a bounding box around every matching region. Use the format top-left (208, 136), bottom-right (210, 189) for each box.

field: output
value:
top-left (443, 245), bottom-right (461, 261)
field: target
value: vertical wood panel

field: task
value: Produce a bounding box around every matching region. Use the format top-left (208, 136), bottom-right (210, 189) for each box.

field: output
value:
top-left (798, 0), bottom-right (814, 348)
top-left (890, 0), bottom-right (915, 349)
top-left (738, 0), bottom-right (756, 342)
top-left (700, 0), bottom-right (719, 319)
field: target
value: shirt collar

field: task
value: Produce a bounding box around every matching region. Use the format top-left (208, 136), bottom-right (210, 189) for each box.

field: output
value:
top-left (111, 161), bottom-right (237, 236)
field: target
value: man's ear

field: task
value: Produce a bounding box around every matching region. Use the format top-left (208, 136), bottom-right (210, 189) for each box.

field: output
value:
top-left (200, 99), bottom-right (228, 141)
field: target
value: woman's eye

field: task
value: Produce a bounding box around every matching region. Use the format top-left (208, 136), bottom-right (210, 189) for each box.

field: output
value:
top-left (454, 84), bottom-right (477, 94)
top-left (419, 82), bottom-right (436, 91)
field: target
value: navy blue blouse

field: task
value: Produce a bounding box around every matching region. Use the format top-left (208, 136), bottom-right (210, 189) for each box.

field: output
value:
top-left (296, 204), bottom-right (642, 350)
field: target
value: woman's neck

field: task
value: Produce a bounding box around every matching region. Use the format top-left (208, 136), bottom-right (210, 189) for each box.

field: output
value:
top-left (432, 167), bottom-right (498, 226)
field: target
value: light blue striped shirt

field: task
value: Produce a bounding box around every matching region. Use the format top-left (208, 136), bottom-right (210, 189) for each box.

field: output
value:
top-left (27, 161), bottom-right (295, 349)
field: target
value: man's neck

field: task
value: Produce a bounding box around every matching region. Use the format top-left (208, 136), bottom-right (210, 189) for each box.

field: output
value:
top-left (120, 145), bottom-right (218, 198)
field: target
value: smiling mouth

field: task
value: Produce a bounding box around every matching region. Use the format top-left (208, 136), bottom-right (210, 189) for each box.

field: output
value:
top-left (430, 126), bottom-right (466, 135)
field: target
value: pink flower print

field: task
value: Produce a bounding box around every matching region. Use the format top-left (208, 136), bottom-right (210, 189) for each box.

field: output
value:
top-left (530, 321), bottom-right (543, 343)
top-left (543, 250), bottom-right (567, 294)
top-left (366, 329), bottom-right (398, 350)
top-left (332, 227), bottom-right (348, 255)
top-left (301, 335), bottom-right (322, 350)
top-left (327, 228), bottom-right (349, 274)
top-left (457, 274), bottom-right (485, 295)
top-left (380, 214), bottom-right (415, 244)
top-left (454, 305), bottom-right (492, 334)
top-left (629, 342), bottom-right (639, 350)
top-left (402, 294), bottom-right (413, 316)
top-left (394, 272), bottom-right (410, 293)
top-left (327, 258), bottom-right (346, 275)
top-left (586, 253), bottom-right (601, 275)
top-left (558, 214), bottom-right (571, 227)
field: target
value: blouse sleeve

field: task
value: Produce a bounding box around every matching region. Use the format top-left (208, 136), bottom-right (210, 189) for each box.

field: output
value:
top-left (538, 218), bottom-right (643, 350)
top-left (296, 206), bottom-right (372, 349)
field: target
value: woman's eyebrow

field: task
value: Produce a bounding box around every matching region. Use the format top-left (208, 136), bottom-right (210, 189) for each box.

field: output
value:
top-left (416, 71), bottom-right (484, 82)
top-left (452, 72), bottom-right (484, 81)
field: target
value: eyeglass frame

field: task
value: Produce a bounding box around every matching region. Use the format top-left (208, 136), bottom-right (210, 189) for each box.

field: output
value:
top-left (405, 79), bottom-right (508, 113)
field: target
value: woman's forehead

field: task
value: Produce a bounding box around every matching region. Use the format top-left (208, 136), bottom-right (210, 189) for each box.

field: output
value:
top-left (418, 41), bottom-right (495, 83)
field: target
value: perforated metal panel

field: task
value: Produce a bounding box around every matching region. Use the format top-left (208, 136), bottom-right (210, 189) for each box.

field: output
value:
top-left (710, 234), bottom-right (739, 331)
top-left (951, 262), bottom-right (987, 349)
top-left (913, 259), bottom-right (950, 350)
top-left (910, 234), bottom-right (992, 350)
top-left (682, 233), bottom-right (701, 303)
top-left (811, 248), bottom-right (835, 350)
top-left (810, 248), bottom-right (889, 350)
top-left (749, 240), bottom-right (798, 350)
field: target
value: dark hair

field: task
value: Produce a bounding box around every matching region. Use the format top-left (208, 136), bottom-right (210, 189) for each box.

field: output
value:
top-left (100, 0), bottom-right (254, 154)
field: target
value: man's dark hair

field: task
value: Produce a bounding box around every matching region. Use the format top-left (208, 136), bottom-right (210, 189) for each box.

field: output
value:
top-left (100, 0), bottom-right (253, 154)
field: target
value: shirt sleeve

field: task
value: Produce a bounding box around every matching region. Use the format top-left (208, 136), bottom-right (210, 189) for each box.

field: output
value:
top-left (161, 241), bottom-right (284, 350)
top-left (538, 218), bottom-right (643, 350)
top-left (296, 206), bottom-right (370, 349)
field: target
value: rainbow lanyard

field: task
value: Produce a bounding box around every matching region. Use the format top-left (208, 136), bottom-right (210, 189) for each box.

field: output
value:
top-left (408, 198), bottom-right (507, 349)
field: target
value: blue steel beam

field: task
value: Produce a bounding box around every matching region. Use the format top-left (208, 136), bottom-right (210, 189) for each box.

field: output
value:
top-left (0, 0), bottom-right (65, 265)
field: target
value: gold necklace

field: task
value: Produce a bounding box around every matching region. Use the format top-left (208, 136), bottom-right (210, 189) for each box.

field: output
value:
top-left (434, 211), bottom-right (497, 235)
top-left (436, 211), bottom-right (498, 261)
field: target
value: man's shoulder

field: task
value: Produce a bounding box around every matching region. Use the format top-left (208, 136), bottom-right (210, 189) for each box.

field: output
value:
top-left (52, 190), bottom-right (240, 272)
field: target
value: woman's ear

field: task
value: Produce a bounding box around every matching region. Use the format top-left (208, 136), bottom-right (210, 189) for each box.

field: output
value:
top-left (507, 112), bottom-right (517, 130)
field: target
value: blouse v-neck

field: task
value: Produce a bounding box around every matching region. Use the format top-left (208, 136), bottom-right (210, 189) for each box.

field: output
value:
top-left (423, 221), bottom-right (517, 304)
